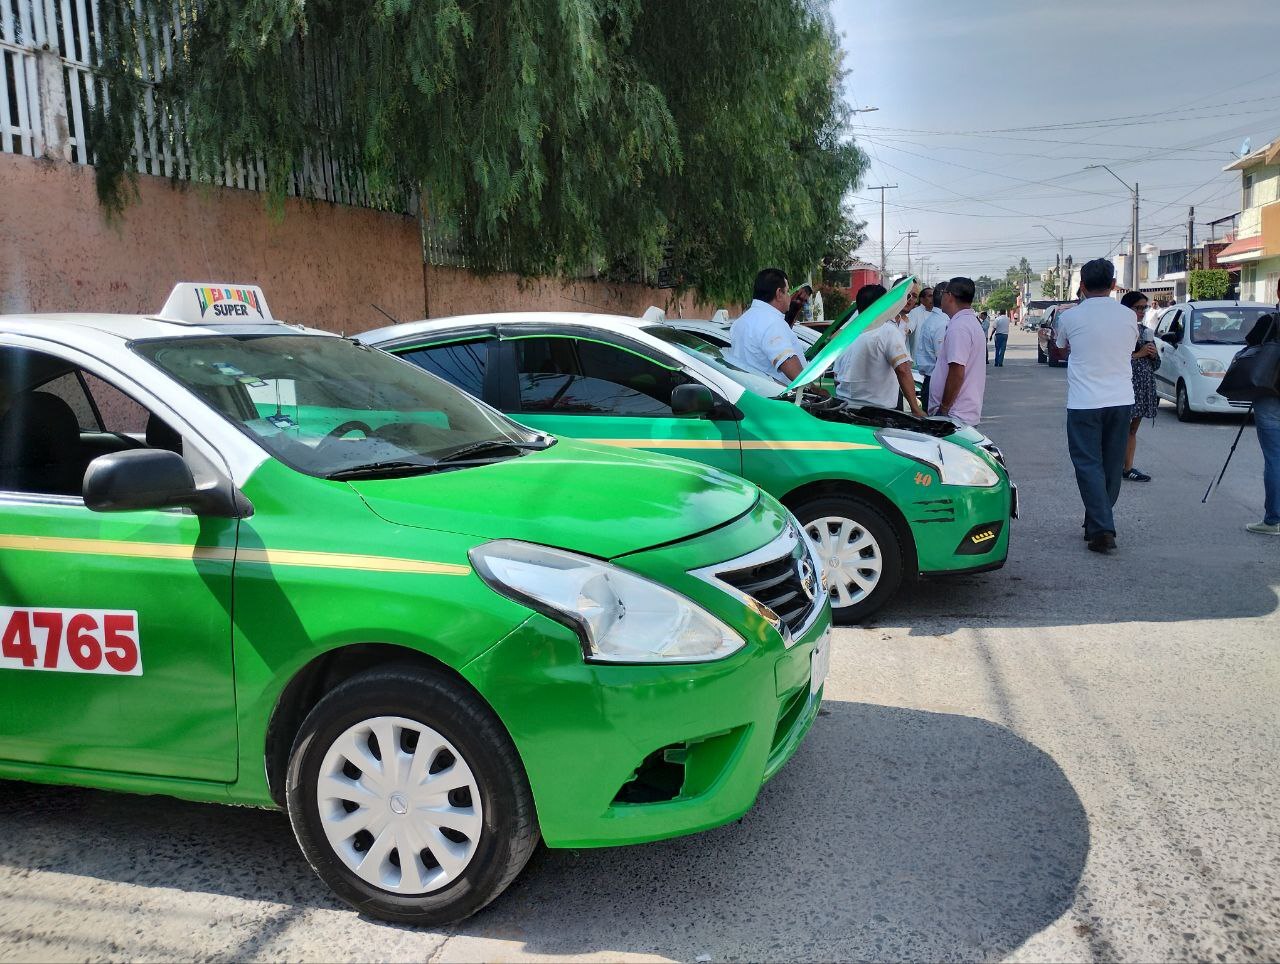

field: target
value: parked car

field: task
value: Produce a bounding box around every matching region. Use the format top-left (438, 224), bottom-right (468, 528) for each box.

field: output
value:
top-left (361, 309), bottom-right (1017, 624)
top-left (1152, 300), bottom-right (1274, 419)
top-left (1037, 303), bottom-right (1075, 366)
top-left (0, 283), bottom-right (831, 924)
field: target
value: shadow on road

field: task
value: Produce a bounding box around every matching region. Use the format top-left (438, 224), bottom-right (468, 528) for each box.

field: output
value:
top-left (0, 701), bottom-right (1088, 961)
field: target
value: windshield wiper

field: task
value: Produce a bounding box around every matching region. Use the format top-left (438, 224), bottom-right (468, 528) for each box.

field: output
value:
top-left (435, 437), bottom-right (552, 464)
top-left (325, 459), bottom-right (438, 480)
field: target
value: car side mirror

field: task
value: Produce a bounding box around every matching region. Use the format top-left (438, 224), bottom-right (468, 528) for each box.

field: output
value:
top-left (1160, 330), bottom-right (1180, 346)
top-left (670, 383), bottom-right (715, 417)
top-left (84, 450), bottom-right (246, 516)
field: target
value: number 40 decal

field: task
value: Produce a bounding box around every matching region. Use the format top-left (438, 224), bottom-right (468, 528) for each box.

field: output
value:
top-left (0, 608), bottom-right (142, 676)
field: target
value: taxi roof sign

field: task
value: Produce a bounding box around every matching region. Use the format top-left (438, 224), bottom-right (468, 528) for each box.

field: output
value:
top-left (158, 283), bottom-right (273, 325)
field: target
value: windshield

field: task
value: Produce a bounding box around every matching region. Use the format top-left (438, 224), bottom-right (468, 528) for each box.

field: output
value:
top-left (642, 325), bottom-right (788, 398)
top-left (1189, 307), bottom-right (1271, 345)
top-left (134, 334), bottom-right (544, 477)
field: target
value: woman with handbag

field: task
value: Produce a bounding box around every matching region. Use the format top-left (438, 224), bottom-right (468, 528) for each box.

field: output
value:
top-left (1120, 291), bottom-right (1159, 482)
top-left (1243, 295), bottom-right (1280, 535)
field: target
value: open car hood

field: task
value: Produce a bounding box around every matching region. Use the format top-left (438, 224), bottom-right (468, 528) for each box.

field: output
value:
top-left (788, 276), bottom-right (915, 391)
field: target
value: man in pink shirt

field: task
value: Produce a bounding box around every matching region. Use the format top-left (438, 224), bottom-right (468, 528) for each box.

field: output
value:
top-left (927, 276), bottom-right (987, 425)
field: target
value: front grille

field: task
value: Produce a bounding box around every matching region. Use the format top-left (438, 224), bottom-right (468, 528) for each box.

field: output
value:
top-left (695, 524), bottom-right (824, 645)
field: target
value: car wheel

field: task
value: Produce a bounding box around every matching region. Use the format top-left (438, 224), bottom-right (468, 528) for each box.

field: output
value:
top-left (1176, 381), bottom-right (1196, 422)
top-left (1037, 343), bottom-right (1047, 363)
top-left (794, 495), bottom-right (904, 625)
top-left (286, 664), bottom-right (539, 925)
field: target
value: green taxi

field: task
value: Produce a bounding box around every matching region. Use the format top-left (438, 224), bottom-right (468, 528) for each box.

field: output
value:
top-left (361, 296), bottom-right (1016, 622)
top-left (0, 284), bottom-right (830, 923)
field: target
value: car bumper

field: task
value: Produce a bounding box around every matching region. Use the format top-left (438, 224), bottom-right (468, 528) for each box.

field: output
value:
top-left (462, 610), bottom-right (830, 848)
top-left (902, 476), bottom-right (1013, 575)
top-left (1189, 376), bottom-right (1250, 414)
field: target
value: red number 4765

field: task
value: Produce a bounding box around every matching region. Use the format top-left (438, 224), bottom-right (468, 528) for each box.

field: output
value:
top-left (0, 607), bottom-right (142, 676)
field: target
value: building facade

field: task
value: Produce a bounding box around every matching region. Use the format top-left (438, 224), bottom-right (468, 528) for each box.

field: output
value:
top-left (1217, 137), bottom-right (1280, 304)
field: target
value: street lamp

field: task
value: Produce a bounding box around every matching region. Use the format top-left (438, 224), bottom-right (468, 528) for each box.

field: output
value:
top-left (851, 107), bottom-right (880, 114)
top-left (1086, 164), bottom-right (1140, 291)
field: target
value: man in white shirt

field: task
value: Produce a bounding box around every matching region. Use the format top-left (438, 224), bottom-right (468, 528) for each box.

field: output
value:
top-left (906, 284), bottom-right (933, 356)
top-left (912, 282), bottom-right (949, 404)
top-left (835, 284), bottom-right (925, 416)
top-left (725, 267), bottom-right (810, 385)
top-left (990, 311), bottom-right (1011, 366)
top-left (1054, 258), bottom-right (1138, 553)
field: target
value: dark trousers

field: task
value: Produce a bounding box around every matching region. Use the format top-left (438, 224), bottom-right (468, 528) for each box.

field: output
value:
top-left (920, 374), bottom-right (931, 410)
top-left (1067, 405), bottom-right (1132, 539)
top-left (993, 333), bottom-right (1008, 366)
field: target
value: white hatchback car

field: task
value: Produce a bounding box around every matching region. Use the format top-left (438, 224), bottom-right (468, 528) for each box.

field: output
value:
top-left (1152, 301), bottom-right (1274, 419)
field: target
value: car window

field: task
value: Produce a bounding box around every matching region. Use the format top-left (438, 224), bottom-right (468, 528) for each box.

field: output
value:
top-left (512, 336), bottom-right (688, 416)
top-left (396, 339), bottom-right (490, 400)
top-left (1189, 307), bottom-right (1270, 346)
top-left (0, 347), bottom-right (181, 497)
top-left (1156, 310), bottom-right (1181, 337)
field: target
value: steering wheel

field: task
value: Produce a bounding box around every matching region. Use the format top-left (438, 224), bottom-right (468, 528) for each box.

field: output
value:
top-left (325, 420), bottom-right (374, 440)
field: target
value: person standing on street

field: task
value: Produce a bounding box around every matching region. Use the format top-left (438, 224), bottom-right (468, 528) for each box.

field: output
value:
top-left (726, 268), bottom-right (809, 385)
top-left (1055, 258), bottom-right (1137, 553)
top-left (835, 284), bottom-right (925, 416)
top-left (1120, 290), bottom-right (1158, 482)
top-left (1245, 277), bottom-right (1280, 534)
top-left (978, 310), bottom-right (991, 364)
top-left (914, 282), bottom-right (949, 405)
top-left (907, 284), bottom-right (933, 357)
top-left (928, 277), bottom-right (987, 426)
top-left (991, 310), bottom-right (1011, 366)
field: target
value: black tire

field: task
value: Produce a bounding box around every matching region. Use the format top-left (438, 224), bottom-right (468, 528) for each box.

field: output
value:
top-left (285, 664), bottom-right (539, 925)
top-left (793, 494), bottom-right (905, 625)
top-left (1037, 343), bottom-right (1047, 364)
top-left (1175, 381), bottom-right (1196, 422)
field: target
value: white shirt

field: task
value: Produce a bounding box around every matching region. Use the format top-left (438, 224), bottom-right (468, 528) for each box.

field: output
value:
top-left (993, 314), bottom-right (1010, 335)
top-left (913, 307), bottom-right (948, 375)
top-left (834, 322), bottom-right (912, 408)
top-left (1054, 296), bottom-right (1138, 410)
top-left (725, 300), bottom-right (806, 383)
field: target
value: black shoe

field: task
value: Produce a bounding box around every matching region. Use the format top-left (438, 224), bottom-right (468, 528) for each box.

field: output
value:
top-left (1123, 468), bottom-right (1151, 482)
top-left (1087, 533), bottom-right (1116, 553)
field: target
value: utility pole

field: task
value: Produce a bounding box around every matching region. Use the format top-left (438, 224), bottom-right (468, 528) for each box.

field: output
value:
top-left (1087, 164), bottom-right (1140, 290)
top-left (866, 184), bottom-right (898, 279)
top-left (900, 230), bottom-right (919, 274)
top-left (918, 256), bottom-right (930, 285)
top-left (1187, 205), bottom-right (1195, 273)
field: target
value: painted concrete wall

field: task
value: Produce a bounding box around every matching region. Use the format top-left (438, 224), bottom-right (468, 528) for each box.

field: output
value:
top-left (0, 154), bottom-right (730, 333)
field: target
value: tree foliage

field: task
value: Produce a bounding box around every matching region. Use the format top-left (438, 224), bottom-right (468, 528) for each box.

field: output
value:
top-left (1189, 269), bottom-right (1230, 301)
top-left (91, 0), bottom-right (867, 302)
top-left (1004, 258), bottom-right (1032, 285)
top-left (983, 286), bottom-right (1017, 313)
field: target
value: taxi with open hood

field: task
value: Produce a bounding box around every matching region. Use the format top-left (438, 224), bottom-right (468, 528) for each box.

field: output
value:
top-left (359, 277), bottom-right (1017, 624)
top-left (0, 283), bottom-right (831, 925)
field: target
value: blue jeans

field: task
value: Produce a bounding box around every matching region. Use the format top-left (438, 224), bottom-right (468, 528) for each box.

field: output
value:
top-left (1067, 405), bottom-right (1132, 539)
top-left (993, 333), bottom-right (1008, 366)
top-left (1255, 395), bottom-right (1280, 525)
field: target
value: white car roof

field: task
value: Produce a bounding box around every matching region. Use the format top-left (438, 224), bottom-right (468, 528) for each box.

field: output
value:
top-left (1168, 300), bottom-right (1273, 310)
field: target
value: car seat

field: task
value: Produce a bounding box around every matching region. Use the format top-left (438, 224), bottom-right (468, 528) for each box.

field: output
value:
top-left (0, 391), bottom-right (86, 495)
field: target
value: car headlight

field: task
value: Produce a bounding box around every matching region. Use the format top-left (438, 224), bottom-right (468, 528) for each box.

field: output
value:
top-left (470, 540), bottom-right (745, 663)
top-left (1197, 357), bottom-right (1226, 376)
top-left (877, 429), bottom-right (1000, 487)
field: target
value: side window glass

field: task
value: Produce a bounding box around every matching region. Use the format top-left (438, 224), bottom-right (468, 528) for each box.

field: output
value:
top-left (31, 372), bottom-right (100, 430)
top-left (513, 338), bottom-right (686, 416)
top-left (82, 372), bottom-right (152, 436)
top-left (398, 340), bottom-right (490, 399)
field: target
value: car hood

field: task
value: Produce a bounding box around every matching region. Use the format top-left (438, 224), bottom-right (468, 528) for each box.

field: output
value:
top-left (789, 276), bottom-right (915, 390)
top-left (1189, 343), bottom-right (1247, 365)
top-left (348, 438), bottom-right (760, 560)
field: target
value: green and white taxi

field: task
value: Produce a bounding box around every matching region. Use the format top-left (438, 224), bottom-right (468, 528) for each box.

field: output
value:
top-left (359, 287), bottom-right (1016, 623)
top-left (0, 284), bottom-right (831, 923)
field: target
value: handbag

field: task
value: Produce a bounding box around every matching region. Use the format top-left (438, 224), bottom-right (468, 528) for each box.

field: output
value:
top-left (1219, 315), bottom-right (1280, 402)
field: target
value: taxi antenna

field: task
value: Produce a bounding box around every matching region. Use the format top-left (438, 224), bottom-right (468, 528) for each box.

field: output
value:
top-left (371, 304), bottom-right (402, 325)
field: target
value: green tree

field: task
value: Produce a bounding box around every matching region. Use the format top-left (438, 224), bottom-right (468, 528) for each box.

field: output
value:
top-left (1041, 274), bottom-right (1060, 300)
top-left (91, 0), bottom-right (867, 303)
top-left (1189, 269), bottom-right (1230, 300)
top-left (1005, 257), bottom-right (1032, 285)
top-left (984, 286), bottom-right (1017, 314)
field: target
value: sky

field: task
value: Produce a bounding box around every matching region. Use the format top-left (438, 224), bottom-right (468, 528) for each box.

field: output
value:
top-left (830, 0), bottom-right (1280, 284)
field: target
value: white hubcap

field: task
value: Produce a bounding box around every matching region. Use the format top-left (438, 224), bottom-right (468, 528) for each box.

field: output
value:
top-left (317, 716), bottom-right (483, 895)
top-left (805, 515), bottom-right (883, 610)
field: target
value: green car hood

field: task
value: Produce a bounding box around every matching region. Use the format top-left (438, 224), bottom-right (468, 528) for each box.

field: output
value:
top-left (349, 438), bottom-right (760, 559)
top-left (789, 275), bottom-right (915, 390)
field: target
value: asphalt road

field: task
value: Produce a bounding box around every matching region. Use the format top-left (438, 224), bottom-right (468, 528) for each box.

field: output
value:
top-left (1, 328), bottom-right (1277, 963)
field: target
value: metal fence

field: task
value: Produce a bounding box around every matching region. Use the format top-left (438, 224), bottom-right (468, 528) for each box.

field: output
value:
top-left (0, 0), bottom-right (421, 217)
